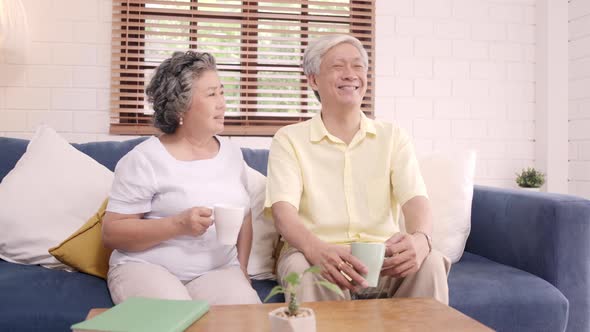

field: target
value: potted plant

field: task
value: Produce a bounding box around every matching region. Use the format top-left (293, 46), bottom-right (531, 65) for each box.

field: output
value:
top-left (516, 167), bottom-right (545, 191)
top-left (264, 266), bottom-right (343, 332)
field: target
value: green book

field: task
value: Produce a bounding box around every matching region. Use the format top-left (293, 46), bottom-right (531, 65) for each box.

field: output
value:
top-left (71, 297), bottom-right (210, 332)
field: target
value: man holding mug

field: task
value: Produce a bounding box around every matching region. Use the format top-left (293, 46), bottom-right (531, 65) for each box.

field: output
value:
top-left (264, 34), bottom-right (450, 303)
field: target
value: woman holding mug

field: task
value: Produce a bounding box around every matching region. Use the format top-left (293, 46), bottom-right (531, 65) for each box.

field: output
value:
top-left (102, 51), bottom-right (260, 305)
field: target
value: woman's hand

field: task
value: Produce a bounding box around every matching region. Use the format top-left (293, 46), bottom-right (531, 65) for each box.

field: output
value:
top-left (175, 207), bottom-right (214, 236)
top-left (237, 212), bottom-right (253, 284)
top-left (240, 265), bottom-right (251, 284)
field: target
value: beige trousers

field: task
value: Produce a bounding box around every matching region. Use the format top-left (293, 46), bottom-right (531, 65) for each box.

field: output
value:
top-left (276, 246), bottom-right (451, 304)
top-left (107, 262), bottom-right (261, 305)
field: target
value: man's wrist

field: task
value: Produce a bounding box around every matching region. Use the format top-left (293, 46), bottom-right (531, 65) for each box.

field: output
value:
top-left (302, 237), bottom-right (323, 257)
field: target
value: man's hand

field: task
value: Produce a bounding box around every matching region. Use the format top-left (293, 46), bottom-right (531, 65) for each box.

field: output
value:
top-left (381, 232), bottom-right (429, 278)
top-left (305, 242), bottom-right (369, 292)
top-left (175, 207), bottom-right (213, 237)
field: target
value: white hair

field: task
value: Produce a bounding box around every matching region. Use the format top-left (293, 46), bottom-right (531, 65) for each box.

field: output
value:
top-left (302, 34), bottom-right (369, 76)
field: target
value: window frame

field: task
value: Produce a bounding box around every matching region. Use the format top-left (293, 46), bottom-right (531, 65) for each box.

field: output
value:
top-left (110, 0), bottom-right (376, 136)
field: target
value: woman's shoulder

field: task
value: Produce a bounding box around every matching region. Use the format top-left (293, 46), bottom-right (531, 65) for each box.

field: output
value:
top-left (116, 136), bottom-right (161, 168)
top-left (127, 136), bottom-right (168, 158)
top-left (217, 136), bottom-right (243, 160)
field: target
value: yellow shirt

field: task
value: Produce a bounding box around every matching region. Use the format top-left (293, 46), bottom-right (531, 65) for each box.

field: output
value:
top-left (264, 112), bottom-right (427, 244)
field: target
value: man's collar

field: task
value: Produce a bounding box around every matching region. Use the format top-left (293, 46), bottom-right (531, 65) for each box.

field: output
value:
top-left (309, 114), bottom-right (329, 142)
top-left (360, 111), bottom-right (377, 136)
top-left (309, 111), bottom-right (376, 143)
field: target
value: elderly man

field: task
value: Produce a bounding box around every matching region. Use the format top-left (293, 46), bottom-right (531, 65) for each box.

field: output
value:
top-left (264, 34), bottom-right (450, 303)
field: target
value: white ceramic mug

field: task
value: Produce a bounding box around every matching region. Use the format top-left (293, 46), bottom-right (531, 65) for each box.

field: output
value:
top-left (351, 242), bottom-right (385, 287)
top-left (213, 204), bottom-right (244, 245)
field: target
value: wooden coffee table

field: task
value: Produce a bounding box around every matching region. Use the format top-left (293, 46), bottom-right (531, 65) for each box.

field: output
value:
top-left (86, 298), bottom-right (492, 331)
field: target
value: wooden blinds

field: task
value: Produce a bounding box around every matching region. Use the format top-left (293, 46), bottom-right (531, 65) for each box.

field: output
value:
top-left (110, 0), bottom-right (375, 136)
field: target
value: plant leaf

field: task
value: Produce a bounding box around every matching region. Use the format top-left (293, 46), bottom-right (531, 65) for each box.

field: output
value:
top-left (316, 280), bottom-right (344, 297)
top-left (304, 266), bottom-right (321, 275)
top-left (284, 272), bottom-right (301, 286)
top-left (263, 285), bottom-right (285, 303)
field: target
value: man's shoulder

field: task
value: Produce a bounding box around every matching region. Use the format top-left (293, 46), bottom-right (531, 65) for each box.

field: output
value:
top-left (370, 118), bottom-right (408, 140)
top-left (274, 118), bottom-right (313, 139)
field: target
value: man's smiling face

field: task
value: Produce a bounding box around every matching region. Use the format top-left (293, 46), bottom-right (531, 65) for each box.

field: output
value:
top-left (309, 42), bottom-right (368, 108)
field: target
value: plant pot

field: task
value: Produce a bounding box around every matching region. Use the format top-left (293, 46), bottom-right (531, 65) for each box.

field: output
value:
top-left (268, 307), bottom-right (316, 332)
top-left (520, 187), bottom-right (541, 192)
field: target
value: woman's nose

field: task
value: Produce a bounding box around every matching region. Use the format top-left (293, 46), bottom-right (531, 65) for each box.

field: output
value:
top-left (216, 96), bottom-right (226, 108)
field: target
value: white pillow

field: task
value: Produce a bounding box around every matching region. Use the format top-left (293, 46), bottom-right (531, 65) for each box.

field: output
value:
top-left (0, 126), bottom-right (113, 268)
top-left (400, 150), bottom-right (476, 263)
top-left (245, 164), bottom-right (279, 280)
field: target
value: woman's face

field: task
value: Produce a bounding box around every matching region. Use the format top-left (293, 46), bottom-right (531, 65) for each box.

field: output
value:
top-left (184, 70), bottom-right (226, 135)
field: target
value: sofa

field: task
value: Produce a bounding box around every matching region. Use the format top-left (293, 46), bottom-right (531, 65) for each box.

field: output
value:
top-left (0, 136), bottom-right (588, 332)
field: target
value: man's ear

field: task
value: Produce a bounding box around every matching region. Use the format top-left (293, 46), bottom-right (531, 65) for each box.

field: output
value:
top-left (308, 74), bottom-right (319, 91)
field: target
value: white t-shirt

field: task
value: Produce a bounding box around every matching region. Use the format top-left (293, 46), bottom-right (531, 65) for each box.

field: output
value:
top-left (106, 136), bottom-right (250, 281)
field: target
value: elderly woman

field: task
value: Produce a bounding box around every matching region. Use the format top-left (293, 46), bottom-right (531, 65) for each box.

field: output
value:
top-left (102, 51), bottom-right (260, 305)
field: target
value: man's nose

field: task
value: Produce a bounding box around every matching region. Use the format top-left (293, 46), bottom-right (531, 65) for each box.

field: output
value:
top-left (342, 65), bottom-right (356, 79)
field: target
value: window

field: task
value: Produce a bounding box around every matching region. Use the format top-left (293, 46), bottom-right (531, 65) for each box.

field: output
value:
top-left (110, 0), bottom-right (375, 136)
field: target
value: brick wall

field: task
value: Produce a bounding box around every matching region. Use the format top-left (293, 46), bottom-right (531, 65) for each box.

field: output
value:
top-left (569, 0), bottom-right (590, 199)
top-left (0, 0), bottom-right (113, 142)
top-left (0, 0), bottom-right (536, 188)
top-left (375, 0), bottom-right (536, 188)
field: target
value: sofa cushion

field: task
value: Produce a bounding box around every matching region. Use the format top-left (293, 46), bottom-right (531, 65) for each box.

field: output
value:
top-left (0, 259), bottom-right (283, 332)
top-left (0, 259), bottom-right (113, 332)
top-left (449, 252), bottom-right (569, 332)
top-left (419, 150), bottom-right (476, 263)
top-left (400, 150), bottom-right (476, 263)
top-left (49, 199), bottom-right (112, 279)
top-left (246, 164), bottom-right (279, 280)
top-left (0, 126), bottom-right (114, 267)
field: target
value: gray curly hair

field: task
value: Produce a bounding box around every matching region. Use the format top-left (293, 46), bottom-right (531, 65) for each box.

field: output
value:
top-left (302, 35), bottom-right (368, 102)
top-left (146, 51), bottom-right (217, 134)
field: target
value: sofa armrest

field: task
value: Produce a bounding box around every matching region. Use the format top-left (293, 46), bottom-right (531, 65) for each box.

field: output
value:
top-left (466, 185), bottom-right (590, 332)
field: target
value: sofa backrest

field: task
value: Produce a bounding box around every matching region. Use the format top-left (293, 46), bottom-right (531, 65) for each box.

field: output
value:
top-left (71, 138), bottom-right (149, 172)
top-left (241, 148), bottom-right (270, 176)
top-left (0, 137), bottom-right (29, 182)
top-left (0, 136), bottom-right (270, 182)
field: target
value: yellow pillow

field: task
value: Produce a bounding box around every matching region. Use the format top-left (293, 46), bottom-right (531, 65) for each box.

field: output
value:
top-left (49, 199), bottom-right (112, 279)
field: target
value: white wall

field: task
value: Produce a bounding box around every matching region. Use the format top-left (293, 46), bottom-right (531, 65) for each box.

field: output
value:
top-left (536, 0), bottom-right (568, 194)
top-left (0, 0), bottom-right (113, 143)
top-left (569, 0), bottom-right (590, 199)
top-left (1, 0), bottom-right (536, 188)
top-left (375, 0), bottom-right (536, 188)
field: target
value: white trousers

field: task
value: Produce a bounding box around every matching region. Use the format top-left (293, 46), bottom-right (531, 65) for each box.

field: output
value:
top-left (107, 262), bottom-right (261, 305)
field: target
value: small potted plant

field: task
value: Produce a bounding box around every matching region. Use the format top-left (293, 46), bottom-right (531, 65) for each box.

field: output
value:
top-left (264, 266), bottom-right (343, 332)
top-left (516, 167), bottom-right (545, 191)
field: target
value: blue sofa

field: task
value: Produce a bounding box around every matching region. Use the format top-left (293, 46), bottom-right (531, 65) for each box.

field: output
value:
top-left (0, 136), bottom-right (588, 332)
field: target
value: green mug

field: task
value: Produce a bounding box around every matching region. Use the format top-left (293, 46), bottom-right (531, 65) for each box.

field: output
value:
top-left (351, 242), bottom-right (385, 287)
